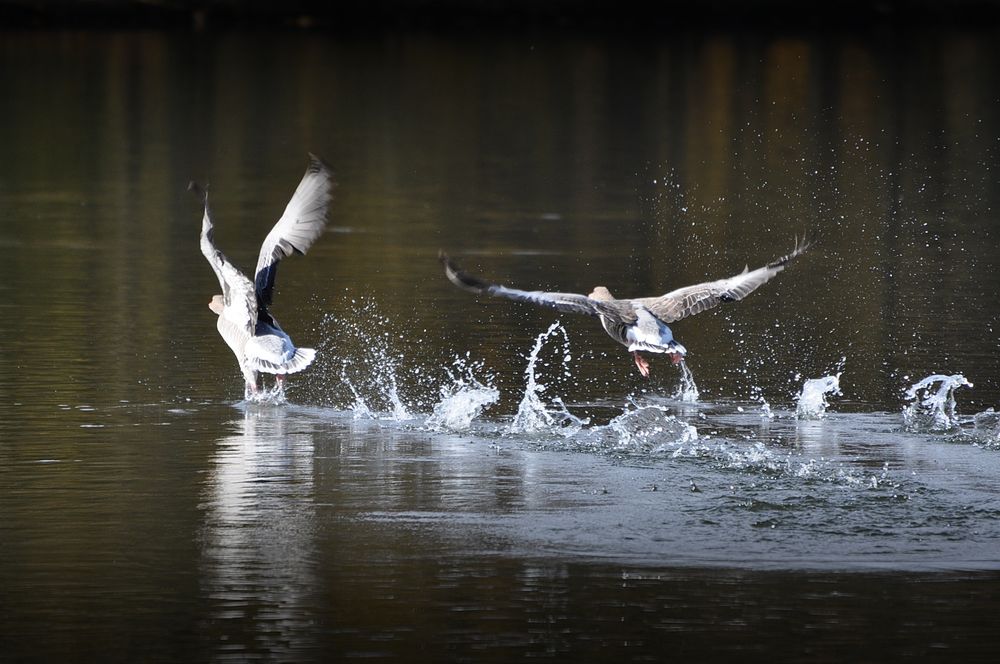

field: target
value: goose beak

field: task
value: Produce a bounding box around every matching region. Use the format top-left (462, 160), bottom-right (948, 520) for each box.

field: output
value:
top-left (208, 295), bottom-right (225, 315)
top-left (669, 352), bottom-right (684, 365)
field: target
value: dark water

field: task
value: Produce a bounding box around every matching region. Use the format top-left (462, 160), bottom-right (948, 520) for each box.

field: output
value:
top-left (2, 26), bottom-right (1000, 661)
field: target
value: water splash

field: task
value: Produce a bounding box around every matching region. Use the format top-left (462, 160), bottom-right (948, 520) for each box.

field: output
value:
top-left (672, 361), bottom-right (700, 403)
top-left (971, 409), bottom-right (1000, 448)
top-left (244, 381), bottom-right (287, 406)
top-left (749, 385), bottom-right (774, 419)
top-left (507, 322), bottom-right (586, 435)
top-left (903, 374), bottom-right (972, 432)
top-left (311, 298), bottom-right (503, 426)
top-left (338, 362), bottom-right (375, 419)
top-left (606, 404), bottom-right (698, 454)
top-left (425, 355), bottom-right (499, 432)
top-left (349, 339), bottom-right (412, 420)
top-left (795, 373), bottom-right (842, 420)
top-left (315, 301), bottom-right (419, 420)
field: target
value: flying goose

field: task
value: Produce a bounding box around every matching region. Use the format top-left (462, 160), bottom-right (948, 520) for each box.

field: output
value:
top-left (440, 235), bottom-right (812, 377)
top-left (194, 154), bottom-right (334, 397)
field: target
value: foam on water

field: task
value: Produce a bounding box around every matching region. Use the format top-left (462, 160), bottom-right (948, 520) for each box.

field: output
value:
top-left (796, 373), bottom-right (842, 419)
top-left (903, 374), bottom-right (973, 432)
top-left (507, 322), bottom-right (586, 435)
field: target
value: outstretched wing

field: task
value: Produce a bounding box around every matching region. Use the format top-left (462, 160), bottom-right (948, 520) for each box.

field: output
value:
top-left (633, 233), bottom-right (814, 323)
top-left (193, 181), bottom-right (257, 334)
top-left (193, 181), bottom-right (227, 294)
top-left (440, 252), bottom-right (615, 318)
top-left (253, 154), bottom-right (335, 308)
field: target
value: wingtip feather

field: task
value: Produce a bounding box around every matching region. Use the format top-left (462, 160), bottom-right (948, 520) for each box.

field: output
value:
top-left (440, 251), bottom-right (491, 294)
top-left (188, 180), bottom-right (208, 203)
top-left (304, 153), bottom-right (339, 193)
top-left (768, 230), bottom-right (817, 270)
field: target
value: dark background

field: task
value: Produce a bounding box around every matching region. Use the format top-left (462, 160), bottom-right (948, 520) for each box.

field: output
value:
top-left (5, 0), bottom-right (1000, 29)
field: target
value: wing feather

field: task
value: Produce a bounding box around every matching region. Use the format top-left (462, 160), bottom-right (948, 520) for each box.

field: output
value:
top-left (193, 182), bottom-right (227, 294)
top-left (193, 181), bottom-right (257, 334)
top-left (633, 233), bottom-right (814, 323)
top-left (254, 154), bottom-right (335, 307)
top-left (440, 252), bottom-right (615, 318)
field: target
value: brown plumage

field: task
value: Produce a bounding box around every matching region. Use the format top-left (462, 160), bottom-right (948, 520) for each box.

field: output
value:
top-left (440, 234), bottom-right (814, 377)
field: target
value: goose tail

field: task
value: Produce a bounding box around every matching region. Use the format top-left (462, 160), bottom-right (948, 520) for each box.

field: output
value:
top-left (249, 347), bottom-right (316, 375)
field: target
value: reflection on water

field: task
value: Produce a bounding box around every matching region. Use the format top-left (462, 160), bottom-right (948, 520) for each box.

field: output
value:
top-left (200, 407), bottom-right (319, 660)
top-left (2, 24), bottom-right (1000, 662)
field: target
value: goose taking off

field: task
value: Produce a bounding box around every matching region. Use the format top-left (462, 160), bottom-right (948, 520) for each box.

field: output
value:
top-left (194, 154), bottom-right (335, 397)
top-left (440, 235), bottom-right (813, 377)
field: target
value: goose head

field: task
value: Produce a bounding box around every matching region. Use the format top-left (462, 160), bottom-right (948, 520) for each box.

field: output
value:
top-left (589, 286), bottom-right (614, 301)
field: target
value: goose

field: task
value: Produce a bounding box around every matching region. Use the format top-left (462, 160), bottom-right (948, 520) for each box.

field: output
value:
top-left (440, 235), bottom-right (812, 377)
top-left (194, 154), bottom-right (334, 397)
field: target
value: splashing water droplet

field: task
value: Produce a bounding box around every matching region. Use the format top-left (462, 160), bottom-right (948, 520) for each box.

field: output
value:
top-left (672, 361), bottom-right (700, 403)
top-left (313, 299), bottom-right (421, 419)
top-left (426, 386), bottom-right (499, 432)
top-left (748, 385), bottom-right (774, 419)
top-left (902, 374), bottom-right (972, 432)
top-left (338, 362), bottom-right (374, 418)
top-left (243, 380), bottom-right (287, 406)
top-left (795, 373), bottom-right (842, 420)
top-left (426, 356), bottom-right (499, 432)
top-left (507, 322), bottom-right (586, 435)
top-left (606, 404), bottom-right (698, 454)
top-left (971, 408), bottom-right (1000, 448)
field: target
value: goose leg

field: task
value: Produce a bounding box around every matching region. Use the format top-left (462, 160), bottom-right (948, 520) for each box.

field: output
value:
top-left (242, 367), bottom-right (259, 400)
top-left (632, 352), bottom-right (651, 378)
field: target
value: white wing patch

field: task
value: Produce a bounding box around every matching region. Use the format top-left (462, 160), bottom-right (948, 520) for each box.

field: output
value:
top-left (625, 308), bottom-right (680, 353)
